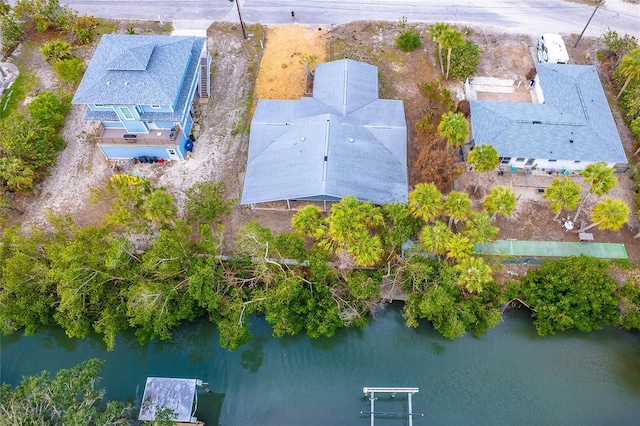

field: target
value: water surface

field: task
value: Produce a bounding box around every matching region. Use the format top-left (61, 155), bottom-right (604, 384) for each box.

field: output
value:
top-left (2, 304), bottom-right (640, 425)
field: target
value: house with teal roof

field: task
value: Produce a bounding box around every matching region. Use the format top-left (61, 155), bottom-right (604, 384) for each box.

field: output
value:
top-left (72, 34), bottom-right (210, 161)
top-left (469, 63), bottom-right (627, 172)
top-left (241, 59), bottom-right (408, 209)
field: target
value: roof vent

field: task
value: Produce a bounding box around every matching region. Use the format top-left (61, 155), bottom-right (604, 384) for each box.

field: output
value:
top-left (569, 139), bottom-right (574, 143)
top-left (348, 138), bottom-right (354, 143)
top-left (300, 137), bottom-right (306, 142)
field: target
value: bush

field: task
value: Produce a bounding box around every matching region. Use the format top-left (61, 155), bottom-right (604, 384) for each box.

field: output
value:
top-left (395, 27), bottom-right (422, 52)
top-left (448, 40), bottom-right (481, 80)
top-left (28, 91), bottom-right (71, 130)
top-left (40, 39), bottom-right (72, 63)
top-left (0, 11), bottom-right (24, 53)
top-left (53, 57), bottom-right (85, 84)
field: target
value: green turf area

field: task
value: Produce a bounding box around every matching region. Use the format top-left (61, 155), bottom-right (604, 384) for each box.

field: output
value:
top-left (474, 240), bottom-right (628, 259)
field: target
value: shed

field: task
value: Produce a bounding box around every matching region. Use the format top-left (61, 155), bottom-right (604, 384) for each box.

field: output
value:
top-left (138, 377), bottom-right (204, 424)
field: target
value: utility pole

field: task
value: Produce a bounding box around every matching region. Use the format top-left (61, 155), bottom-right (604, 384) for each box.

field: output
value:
top-left (229, 0), bottom-right (247, 39)
top-left (574, 0), bottom-right (601, 48)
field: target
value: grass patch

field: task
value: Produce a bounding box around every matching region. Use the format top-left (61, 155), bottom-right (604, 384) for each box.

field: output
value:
top-left (232, 94), bottom-right (254, 136)
top-left (0, 71), bottom-right (37, 119)
top-left (94, 18), bottom-right (118, 36)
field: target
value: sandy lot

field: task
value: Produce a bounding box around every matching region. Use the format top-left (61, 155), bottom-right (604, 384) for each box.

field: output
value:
top-left (5, 21), bottom-right (638, 262)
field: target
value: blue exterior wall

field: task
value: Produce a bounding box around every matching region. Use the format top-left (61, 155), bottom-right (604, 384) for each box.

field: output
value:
top-left (114, 105), bottom-right (149, 133)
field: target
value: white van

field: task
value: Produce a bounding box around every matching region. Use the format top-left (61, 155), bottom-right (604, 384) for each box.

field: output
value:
top-left (537, 34), bottom-right (569, 64)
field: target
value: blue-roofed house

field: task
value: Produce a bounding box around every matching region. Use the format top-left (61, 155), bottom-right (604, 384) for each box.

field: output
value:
top-left (241, 58), bottom-right (408, 209)
top-left (469, 63), bottom-right (627, 171)
top-left (72, 34), bottom-right (210, 161)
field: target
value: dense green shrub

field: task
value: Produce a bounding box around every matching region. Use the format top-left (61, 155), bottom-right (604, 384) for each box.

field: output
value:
top-left (448, 40), bottom-right (481, 80)
top-left (518, 256), bottom-right (619, 335)
top-left (0, 10), bottom-right (24, 53)
top-left (28, 91), bottom-right (71, 129)
top-left (40, 39), bottom-right (72, 62)
top-left (53, 57), bottom-right (86, 84)
top-left (395, 27), bottom-right (422, 52)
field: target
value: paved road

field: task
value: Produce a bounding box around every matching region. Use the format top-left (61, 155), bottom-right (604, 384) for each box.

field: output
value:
top-left (20, 0), bottom-right (640, 38)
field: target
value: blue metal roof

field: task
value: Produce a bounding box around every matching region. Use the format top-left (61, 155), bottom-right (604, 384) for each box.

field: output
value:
top-left (72, 34), bottom-right (205, 106)
top-left (469, 64), bottom-right (627, 164)
top-left (241, 59), bottom-right (408, 206)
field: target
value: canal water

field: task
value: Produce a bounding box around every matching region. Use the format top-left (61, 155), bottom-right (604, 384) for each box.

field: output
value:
top-left (2, 304), bottom-right (640, 425)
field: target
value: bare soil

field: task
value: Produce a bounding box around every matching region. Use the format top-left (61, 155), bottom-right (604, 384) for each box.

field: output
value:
top-left (4, 21), bottom-right (638, 262)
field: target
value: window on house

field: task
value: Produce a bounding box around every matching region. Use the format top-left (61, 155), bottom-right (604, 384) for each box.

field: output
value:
top-left (549, 159), bottom-right (557, 162)
top-left (574, 160), bottom-right (581, 163)
top-left (500, 157), bottom-right (512, 165)
top-left (516, 158), bottom-right (525, 162)
top-left (119, 107), bottom-right (134, 120)
top-left (151, 105), bottom-right (161, 109)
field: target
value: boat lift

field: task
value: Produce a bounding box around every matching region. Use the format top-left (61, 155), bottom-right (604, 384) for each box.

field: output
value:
top-left (361, 387), bottom-right (423, 426)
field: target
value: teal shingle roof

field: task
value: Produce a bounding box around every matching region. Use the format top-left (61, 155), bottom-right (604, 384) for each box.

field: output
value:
top-left (72, 34), bottom-right (205, 107)
top-left (241, 59), bottom-right (408, 206)
top-left (469, 64), bottom-right (627, 164)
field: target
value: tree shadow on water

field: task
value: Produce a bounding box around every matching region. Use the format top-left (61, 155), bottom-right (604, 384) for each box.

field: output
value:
top-left (240, 335), bottom-right (265, 373)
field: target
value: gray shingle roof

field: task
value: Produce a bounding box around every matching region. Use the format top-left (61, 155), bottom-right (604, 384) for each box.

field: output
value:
top-left (469, 64), bottom-right (627, 164)
top-left (241, 59), bottom-right (408, 206)
top-left (72, 34), bottom-right (205, 106)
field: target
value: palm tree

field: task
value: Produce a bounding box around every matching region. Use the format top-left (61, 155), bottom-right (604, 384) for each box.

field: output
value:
top-left (575, 198), bottom-right (630, 233)
top-left (467, 143), bottom-right (499, 193)
top-left (292, 205), bottom-right (327, 239)
top-left (439, 27), bottom-right (465, 80)
top-left (408, 183), bottom-right (442, 222)
top-left (419, 221), bottom-right (452, 257)
top-left (443, 190), bottom-right (472, 228)
top-left (328, 196), bottom-right (384, 247)
top-left (454, 256), bottom-right (493, 294)
top-left (429, 22), bottom-right (450, 74)
top-left (543, 177), bottom-right (582, 221)
top-left (438, 111), bottom-right (470, 149)
top-left (445, 233), bottom-right (473, 260)
top-left (347, 231), bottom-right (384, 267)
top-left (616, 48), bottom-right (640, 100)
top-left (483, 186), bottom-right (517, 220)
top-left (463, 212), bottom-right (498, 244)
top-left (573, 162), bottom-right (617, 223)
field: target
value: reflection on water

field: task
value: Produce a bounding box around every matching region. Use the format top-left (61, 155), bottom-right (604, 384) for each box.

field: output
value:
top-left (2, 303), bottom-right (640, 425)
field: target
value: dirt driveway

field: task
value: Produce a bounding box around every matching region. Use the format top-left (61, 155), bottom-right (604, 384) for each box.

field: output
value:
top-left (7, 21), bottom-right (638, 261)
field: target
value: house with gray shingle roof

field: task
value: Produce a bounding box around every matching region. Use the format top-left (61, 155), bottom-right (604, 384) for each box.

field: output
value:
top-left (241, 59), bottom-right (408, 209)
top-left (469, 63), bottom-right (627, 172)
top-left (72, 34), bottom-right (210, 161)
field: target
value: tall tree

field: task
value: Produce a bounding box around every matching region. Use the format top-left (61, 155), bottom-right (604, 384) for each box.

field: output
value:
top-left (543, 177), bottom-right (582, 221)
top-left (463, 212), bottom-right (498, 243)
top-left (573, 162), bottom-right (617, 223)
top-left (0, 359), bottom-right (135, 425)
top-left (454, 256), bottom-right (493, 294)
top-left (442, 190), bottom-right (472, 228)
top-left (616, 48), bottom-right (640, 100)
top-left (327, 196), bottom-right (385, 267)
top-left (467, 143), bottom-right (499, 193)
top-left (483, 186), bottom-right (517, 220)
top-left (575, 197), bottom-right (630, 233)
top-left (517, 255), bottom-right (619, 335)
top-left (445, 233), bottom-right (473, 260)
top-left (429, 22), bottom-right (450, 74)
top-left (292, 205), bottom-right (328, 239)
top-left (419, 220), bottom-right (452, 257)
top-left (438, 111), bottom-right (470, 149)
top-left (408, 183), bottom-right (442, 222)
top-left (440, 27), bottom-right (465, 80)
